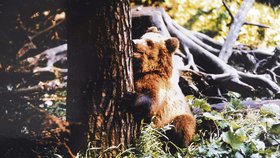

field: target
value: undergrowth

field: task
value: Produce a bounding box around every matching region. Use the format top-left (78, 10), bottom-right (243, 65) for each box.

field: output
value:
top-left (186, 95), bottom-right (280, 157)
top-left (77, 95), bottom-right (280, 157)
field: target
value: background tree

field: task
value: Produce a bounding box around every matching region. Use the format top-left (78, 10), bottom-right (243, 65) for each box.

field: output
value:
top-left (66, 0), bottom-right (138, 154)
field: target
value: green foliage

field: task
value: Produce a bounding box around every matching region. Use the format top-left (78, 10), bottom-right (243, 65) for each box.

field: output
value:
top-left (189, 95), bottom-right (212, 112)
top-left (164, 0), bottom-right (280, 47)
top-left (120, 121), bottom-right (180, 157)
top-left (78, 96), bottom-right (279, 157)
top-left (186, 96), bottom-right (280, 157)
top-left (134, 121), bottom-right (169, 157)
top-left (42, 90), bottom-right (67, 120)
top-left (75, 122), bottom-right (175, 158)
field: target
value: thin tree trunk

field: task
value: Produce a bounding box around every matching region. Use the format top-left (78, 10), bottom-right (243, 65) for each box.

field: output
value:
top-left (219, 0), bottom-right (255, 63)
top-left (67, 0), bottom-right (137, 155)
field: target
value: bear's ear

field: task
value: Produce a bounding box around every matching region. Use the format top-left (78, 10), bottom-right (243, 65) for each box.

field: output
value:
top-left (165, 37), bottom-right (179, 53)
top-left (146, 26), bottom-right (160, 33)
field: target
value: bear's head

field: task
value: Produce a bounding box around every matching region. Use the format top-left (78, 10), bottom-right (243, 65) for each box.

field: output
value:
top-left (132, 27), bottom-right (179, 78)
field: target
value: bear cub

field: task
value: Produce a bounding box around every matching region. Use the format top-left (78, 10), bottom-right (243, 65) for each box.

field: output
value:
top-left (132, 27), bottom-right (196, 147)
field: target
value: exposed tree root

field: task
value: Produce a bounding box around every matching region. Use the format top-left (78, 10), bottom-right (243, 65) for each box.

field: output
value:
top-left (0, 44), bottom-right (67, 96)
top-left (17, 44), bottom-right (67, 74)
top-left (132, 7), bottom-right (280, 101)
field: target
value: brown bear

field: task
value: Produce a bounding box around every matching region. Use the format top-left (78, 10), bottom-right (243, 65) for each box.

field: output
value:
top-left (132, 27), bottom-right (196, 147)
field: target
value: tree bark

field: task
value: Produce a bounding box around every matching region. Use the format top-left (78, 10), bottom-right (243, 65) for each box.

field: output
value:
top-left (67, 0), bottom-right (137, 155)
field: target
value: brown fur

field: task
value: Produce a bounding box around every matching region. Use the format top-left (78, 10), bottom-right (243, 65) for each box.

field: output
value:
top-left (132, 27), bottom-right (196, 146)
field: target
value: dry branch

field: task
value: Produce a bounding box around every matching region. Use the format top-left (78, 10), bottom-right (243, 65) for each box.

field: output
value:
top-left (0, 78), bottom-right (67, 96)
top-left (18, 43), bottom-right (67, 74)
top-left (1, 44), bottom-right (67, 98)
top-left (16, 15), bottom-right (65, 59)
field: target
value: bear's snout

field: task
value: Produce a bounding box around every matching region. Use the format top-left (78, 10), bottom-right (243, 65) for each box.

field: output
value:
top-left (133, 52), bottom-right (142, 59)
top-left (132, 40), bottom-right (143, 67)
top-left (132, 53), bottom-right (142, 71)
top-left (132, 39), bottom-right (146, 51)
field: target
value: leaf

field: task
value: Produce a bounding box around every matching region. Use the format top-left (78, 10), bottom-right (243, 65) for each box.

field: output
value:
top-left (203, 112), bottom-right (224, 121)
top-left (230, 98), bottom-right (243, 109)
top-left (261, 117), bottom-right (275, 130)
top-left (221, 131), bottom-right (247, 150)
top-left (230, 121), bottom-right (241, 130)
top-left (185, 95), bottom-right (195, 100)
top-left (270, 123), bottom-right (280, 135)
top-left (260, 103), bottom-right (280, 116)
top-left (235, 129), bottom-right (248, 142)
top-left (251, 139), bottom-right (265, 151)
top-left (250, 153), bottom-right (262, 158)
top-left (192, 98), bottom-right (211, 112)
top-left (234, 151), bottom-right (245, 158)
top-left (218, 120), bottom-right (230, 129)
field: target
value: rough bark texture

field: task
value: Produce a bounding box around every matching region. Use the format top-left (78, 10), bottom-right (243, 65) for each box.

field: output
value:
top-left (67, 0), bottom-right (138, 155)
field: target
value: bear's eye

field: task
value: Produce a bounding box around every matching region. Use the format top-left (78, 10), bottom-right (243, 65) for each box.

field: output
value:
top-left (146, 39), bottom-right (154, 47)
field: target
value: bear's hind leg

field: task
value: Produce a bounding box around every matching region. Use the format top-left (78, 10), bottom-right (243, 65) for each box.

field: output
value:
top-left (167, 114), bottom-right (196, 147)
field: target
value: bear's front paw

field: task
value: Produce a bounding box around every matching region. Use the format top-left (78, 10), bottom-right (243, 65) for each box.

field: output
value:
top-left (121, 92), bottom-right (152, 121)
top-left (121, 92), bottom-right (138, 111)
top-left (132, 94), bottom-right (152, 118)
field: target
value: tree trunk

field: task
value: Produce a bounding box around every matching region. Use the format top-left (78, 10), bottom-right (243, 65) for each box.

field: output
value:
top-left (67, 0), bottom-right (137, 155)
top-left (219, 0), bottom-right (255, 63)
